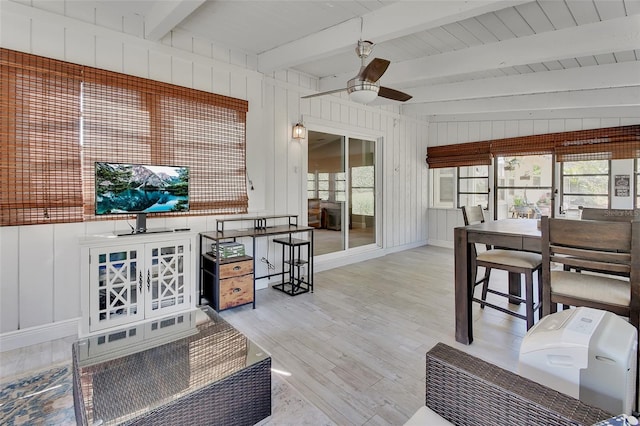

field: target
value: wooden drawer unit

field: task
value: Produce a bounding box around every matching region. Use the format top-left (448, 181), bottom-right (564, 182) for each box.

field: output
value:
top-left (219, 274), bottom-right (254, 310)
top-left (219, 259), bottom-right (253, 278)
top-left (202, 254), bottom-right (254, 312)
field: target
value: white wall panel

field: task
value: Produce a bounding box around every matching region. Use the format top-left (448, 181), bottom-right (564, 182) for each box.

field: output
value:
top-left (149, 50), bottom-right (172, 83)
top-left (95, 37), bottom-right (123, 72)
top-left (533, 120), bottom-right (549, 135)
top-left (123, 14), bottom-right (144, 38)
top-left (0, 6), bottom-right (31, 52)
top-left (172, 56), bottom-right (193, 88)
top-left (505, 120), bottom-right (519, 137)
top-left (193, 37), bottom-right (211, 59)
top-left (19, 225), bottom-right (54, 329)
top-left (64, 1), bottom-right (95, 23)
top-left (0, 227), bottom-right (20, 333)
top-left (32, 19), bottom-right (65, 61)
top-left (211, 43), bottom-right (230, 63)
top-left (170, 29), bottom-right (194, 53)
top-left (52, 223), bottom-right (82, 322)
top-left (94, 6), bottom-right (124, 32)
top-left (65, 28), bottom-right (95, 66)
top-left (123, 44), bottom-right (149, 78)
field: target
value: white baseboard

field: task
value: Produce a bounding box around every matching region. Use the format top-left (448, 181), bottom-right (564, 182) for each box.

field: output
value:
top-left (427, 239), bottom-right (454, 249)
top-left (0, 318), bottom-right (79, 353)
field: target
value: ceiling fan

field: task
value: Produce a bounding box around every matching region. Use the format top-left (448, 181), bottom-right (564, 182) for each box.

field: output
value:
top-left (302, 40), bottom-right (412, 104)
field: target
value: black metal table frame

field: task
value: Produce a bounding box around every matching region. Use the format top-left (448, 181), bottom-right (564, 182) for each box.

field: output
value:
top-left (199, 216), bottom-right (314, 308)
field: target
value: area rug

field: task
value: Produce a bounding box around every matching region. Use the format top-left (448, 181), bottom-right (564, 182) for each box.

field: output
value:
top-left (0, 364), bottom-right (334, 425)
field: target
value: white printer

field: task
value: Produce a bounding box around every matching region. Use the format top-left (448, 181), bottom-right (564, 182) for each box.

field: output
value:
top-left (519, 307), bottom-right (637, 415)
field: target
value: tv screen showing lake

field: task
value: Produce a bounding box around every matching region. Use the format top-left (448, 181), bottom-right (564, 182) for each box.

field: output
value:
top-left (95, 163), bottom-right (189, 214)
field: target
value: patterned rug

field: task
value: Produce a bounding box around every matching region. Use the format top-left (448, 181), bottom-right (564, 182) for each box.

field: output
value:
top-left (0, 364), bottom-right (334, 426)
top-left (0, 364), bottom-right (75, 425)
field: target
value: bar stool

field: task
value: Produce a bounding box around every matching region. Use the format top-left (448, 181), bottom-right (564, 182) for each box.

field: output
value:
top-left (462, 205), bottom-right (543, 330)
top-left (272, 237), bottom-right (313, 296)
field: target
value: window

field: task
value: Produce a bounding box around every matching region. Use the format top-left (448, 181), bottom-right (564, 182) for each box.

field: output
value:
top-left (457, 166), bottom-right (489, 209)
top-left (495, 155), bottom-right (553, 220)
top-left (560, 160), bottom-right (609, 211)
top-left (430, 168), bottom-right (455, 208)
top-left (1, 48), bottom-right (248, 226)
top-left (351, 166), bottom-right (374, 216)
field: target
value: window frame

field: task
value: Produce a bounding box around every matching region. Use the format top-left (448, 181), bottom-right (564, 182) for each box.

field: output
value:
top-left (457, 165), bottom-right (489, 210)
top-left (559, 160), bottom-right (610, 212)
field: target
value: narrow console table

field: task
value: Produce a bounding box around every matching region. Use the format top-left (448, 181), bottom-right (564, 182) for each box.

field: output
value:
top-left (72, 306), bottom-right (271, 426)
top-left (199, 215), bottom-right (314, 311)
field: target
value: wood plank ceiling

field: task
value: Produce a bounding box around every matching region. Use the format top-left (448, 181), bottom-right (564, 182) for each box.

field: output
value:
top-left (81, 0), bottom-right (640, 118)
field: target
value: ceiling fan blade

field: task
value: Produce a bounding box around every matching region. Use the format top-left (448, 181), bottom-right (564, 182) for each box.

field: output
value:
top-left (301, 88), bottom-right (347, 99)
top-left (378, 86), bottom-right (412, 102)
top-left (358, 58), bottom-right (390, 83)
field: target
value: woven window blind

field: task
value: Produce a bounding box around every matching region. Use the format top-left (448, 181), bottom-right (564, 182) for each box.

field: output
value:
top-left (82, 68), bottom-right (249, 219)
top-left (490, 136), bottom-right (555, 157)
top-left (1, 48), bottom-right (249, 226)
top-left (426, 141), bottom-right (491, 169)
top-left (426, 125), bottom-right (640, 168)
top-left (1, 49), bottom-right (83, 226)
top-left (554, 125), bottom-right (640, 162)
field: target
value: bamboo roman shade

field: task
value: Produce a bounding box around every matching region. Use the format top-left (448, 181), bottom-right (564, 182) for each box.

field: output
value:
top-left (1, 48), bottom-right (249, 226)
top-left (1, 49), bottom-right (84, 226)
top-left (554, 125), bottom-right (640, 162)
top-left (426, 125), bottom-right (640, 169)
top-left (426, 141), bottom-right (491, 168)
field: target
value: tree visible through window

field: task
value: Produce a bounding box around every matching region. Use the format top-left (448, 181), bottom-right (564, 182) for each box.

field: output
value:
top-left (561, 160), bottom-right (609, 211)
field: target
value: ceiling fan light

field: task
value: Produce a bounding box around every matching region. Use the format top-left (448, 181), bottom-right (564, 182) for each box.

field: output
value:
top-left (349, 83), bottom-right (379, 104)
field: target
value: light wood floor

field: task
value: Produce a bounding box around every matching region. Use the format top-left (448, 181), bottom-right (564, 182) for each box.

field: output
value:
top-left (220, 244), bottom-right (532, 426)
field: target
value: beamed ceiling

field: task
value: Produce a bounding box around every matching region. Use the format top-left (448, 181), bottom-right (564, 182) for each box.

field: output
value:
top-left (18, 0), bottom-right (640, 120)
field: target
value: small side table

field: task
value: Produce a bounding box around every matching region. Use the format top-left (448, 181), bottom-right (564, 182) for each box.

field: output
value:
top-left (272, 237), bottom-right (313, 296)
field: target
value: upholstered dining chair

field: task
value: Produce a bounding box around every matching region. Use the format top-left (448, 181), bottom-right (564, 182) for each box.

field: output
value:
top-left (540, 216), bottom-right (640, 331)
top-left (461, 205), bottom-right (543, 330)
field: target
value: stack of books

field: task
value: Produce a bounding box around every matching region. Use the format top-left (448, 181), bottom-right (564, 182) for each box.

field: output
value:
top-left (211, 242), bottom-right (245, 259)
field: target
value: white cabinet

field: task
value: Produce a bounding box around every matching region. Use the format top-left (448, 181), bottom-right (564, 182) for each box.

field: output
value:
top-left (81, 233), bottom-right (195, 335)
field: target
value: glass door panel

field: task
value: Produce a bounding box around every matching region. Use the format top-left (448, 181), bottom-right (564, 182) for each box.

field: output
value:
top-left (308, 131), bottom-right (345, 255)
top-left (348, 138), bottom-right (375, 249)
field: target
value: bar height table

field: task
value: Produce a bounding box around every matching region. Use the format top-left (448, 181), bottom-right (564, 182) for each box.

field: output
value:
top-left (454, 218), bottom-right (541, 345)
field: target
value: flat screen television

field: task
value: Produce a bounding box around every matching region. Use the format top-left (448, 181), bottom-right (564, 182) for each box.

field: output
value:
top-left (95, 162), bottom-right (189, 232)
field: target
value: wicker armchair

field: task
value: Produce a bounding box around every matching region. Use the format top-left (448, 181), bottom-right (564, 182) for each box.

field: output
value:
top-left (419, 343), bottom-right (612, 425)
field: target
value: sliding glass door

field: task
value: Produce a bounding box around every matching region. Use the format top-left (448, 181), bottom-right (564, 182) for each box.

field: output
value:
top-left (308, 130), bottom-right (378, 255)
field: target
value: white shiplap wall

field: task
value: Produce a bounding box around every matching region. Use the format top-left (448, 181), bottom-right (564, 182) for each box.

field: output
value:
top-left (427, 117), bottom-right (640, 248)
top-left (0, 1), bottom-right (429, 348)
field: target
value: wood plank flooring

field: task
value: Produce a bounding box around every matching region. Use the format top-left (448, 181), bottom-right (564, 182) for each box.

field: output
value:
top-left (220, 245), bottom-right (532, 426)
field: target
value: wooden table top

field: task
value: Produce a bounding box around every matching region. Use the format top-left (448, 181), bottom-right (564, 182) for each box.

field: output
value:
top-left (461, 218), bottom-right (541, 238)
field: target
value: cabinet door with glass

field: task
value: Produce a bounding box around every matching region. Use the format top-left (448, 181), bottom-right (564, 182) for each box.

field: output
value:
top-left (145, 239), bottom-right (190, 318)
top-left (89, 239), bottom-right (191, 332)
top-left (90, 244), bottom-right (145, 332)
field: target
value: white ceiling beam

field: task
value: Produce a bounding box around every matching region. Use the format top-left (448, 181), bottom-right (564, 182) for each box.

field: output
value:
top-left (145, 0), bottom-right (206, 41)
top-left (401, 87), bottom-right (640, 117)
top-left (257, 0), bottom-right (531, 73)
top-left (405, 61), bottom-right (640, 103)
top-left (320, 14), bottom-right (640, 92)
